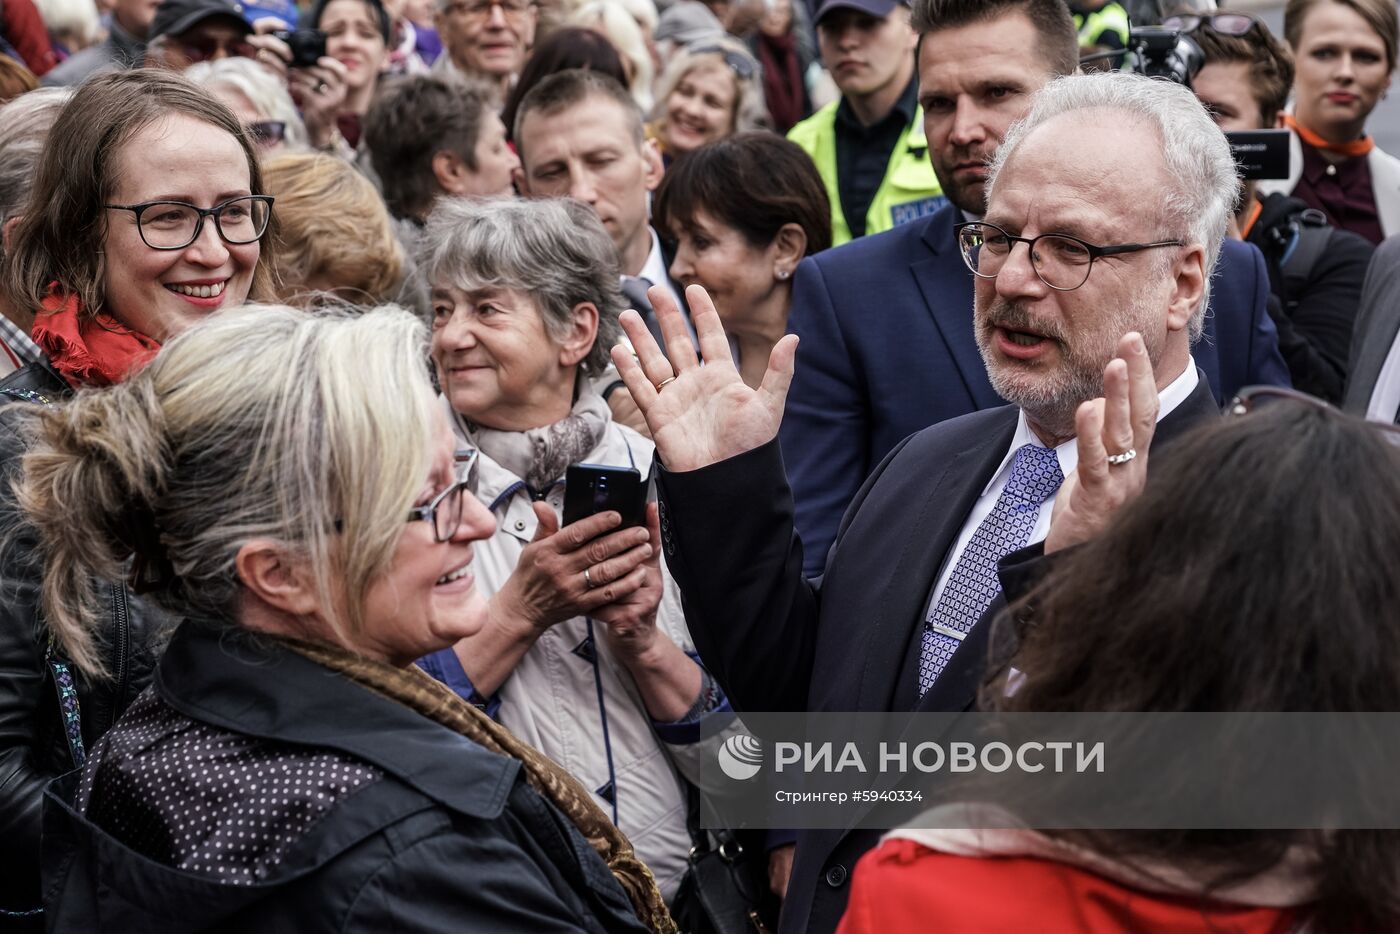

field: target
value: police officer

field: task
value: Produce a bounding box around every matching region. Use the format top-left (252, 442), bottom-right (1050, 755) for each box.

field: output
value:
top-left (1070, 0), bottom-right (1130, 58)
top-left (786, 0), bottom-right (941, 245)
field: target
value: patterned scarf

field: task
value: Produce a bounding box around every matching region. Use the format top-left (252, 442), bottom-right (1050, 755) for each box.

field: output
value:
top-left (279, 637), bottom-right (677, 933)
top-left (463, 380), bottom-right (611, 493)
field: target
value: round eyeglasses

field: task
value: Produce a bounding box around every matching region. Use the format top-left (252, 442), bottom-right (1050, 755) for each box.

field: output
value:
top-left (103, 195), bottom-right (274, 251)
top-left (955, 221), bottom-right (1184, 292)
top-left (405, 449), bottom-right (480, 542)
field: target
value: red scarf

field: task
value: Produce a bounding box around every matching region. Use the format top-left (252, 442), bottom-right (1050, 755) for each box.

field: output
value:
top-left (1284, 114), bottom-right (1375, 159)
top-left (31, 288), bottom-right (160, 388)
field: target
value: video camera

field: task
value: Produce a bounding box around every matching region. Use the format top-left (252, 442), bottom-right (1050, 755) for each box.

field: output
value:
top-left (1099, 24), bottom-right (1292, 180)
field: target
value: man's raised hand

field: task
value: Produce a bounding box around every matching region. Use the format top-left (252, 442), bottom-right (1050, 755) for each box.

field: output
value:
top-left (611, 283), bottom-right (797, 473)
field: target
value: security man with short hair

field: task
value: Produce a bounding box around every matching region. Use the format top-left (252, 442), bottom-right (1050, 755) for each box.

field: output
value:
top-left (786, 0), bottom-right (942, 246)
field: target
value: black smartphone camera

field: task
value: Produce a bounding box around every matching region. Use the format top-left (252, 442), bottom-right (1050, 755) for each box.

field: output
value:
top-left (273, 28), bottom-right (327, 69)
top-left (562, 464), bottom-right (646, 529)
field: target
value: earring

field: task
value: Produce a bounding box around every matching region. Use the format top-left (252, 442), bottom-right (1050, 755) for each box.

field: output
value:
top-left (776, 268), bottom-right (790, 280)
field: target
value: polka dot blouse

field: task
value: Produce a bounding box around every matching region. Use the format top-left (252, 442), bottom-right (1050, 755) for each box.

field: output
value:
top-left (77, 689), bottom-right (383, 885)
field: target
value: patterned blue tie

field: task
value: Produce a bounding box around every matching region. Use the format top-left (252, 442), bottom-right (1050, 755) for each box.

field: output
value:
top-left (918, 444), bottom-right (1063, 696)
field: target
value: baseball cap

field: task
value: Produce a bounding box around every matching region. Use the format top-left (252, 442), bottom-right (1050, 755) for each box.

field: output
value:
top-left (814, 0), bottom-right (908, 25)
top-left (151, 0), bottom-right (251, 40)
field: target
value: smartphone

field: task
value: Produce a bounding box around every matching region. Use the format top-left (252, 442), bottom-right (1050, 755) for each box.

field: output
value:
top-left (563, 464), bottom-right (646, 529)
top-left (273, 28), bottom-right (327, 69)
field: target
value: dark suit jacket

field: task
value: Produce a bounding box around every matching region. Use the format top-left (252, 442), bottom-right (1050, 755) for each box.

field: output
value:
top-left (1343, 234), bottom-right (1400, 416)
top-left (657, 375), bottom-right (1220, 934)
top-left (779, 205), bottom-right (1291, 574)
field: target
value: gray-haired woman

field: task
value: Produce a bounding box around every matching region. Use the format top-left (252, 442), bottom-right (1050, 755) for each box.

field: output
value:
top-left (416, 197), bottom-right (728, 901)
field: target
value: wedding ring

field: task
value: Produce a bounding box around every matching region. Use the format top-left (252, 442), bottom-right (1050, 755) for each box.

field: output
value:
top-left (1105, 448), bottom-right (1137, 466)
top-left (655, 376), bottom-right (677, 390)
top-left (584, 567), bottom-right (595, 588)
top-left (315, 81), bottom-right (328, 93)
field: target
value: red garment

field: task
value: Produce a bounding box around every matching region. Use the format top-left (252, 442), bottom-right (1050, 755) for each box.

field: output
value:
top-left (30, 289), bottom-right (160, 388)
top-left (2, 0), bottom-right (56, 76)
top-left (837, 839), bottom-right (1299, 934)
top-left (757, 30), bottom-right (803, 135)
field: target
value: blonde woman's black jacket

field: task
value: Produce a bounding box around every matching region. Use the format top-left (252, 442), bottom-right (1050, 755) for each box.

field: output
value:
top-left (0, 367), bottom-right (166, 926)
top-left (42, 622), bottom-right (652, 933)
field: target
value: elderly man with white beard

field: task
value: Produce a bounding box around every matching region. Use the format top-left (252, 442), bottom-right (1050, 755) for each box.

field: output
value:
top-left (608, 72), bottom-right (1235, 934)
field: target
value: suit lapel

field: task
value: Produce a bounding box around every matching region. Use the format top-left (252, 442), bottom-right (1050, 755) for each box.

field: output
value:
top-left (851, 409), bottom-right (1020, 714)
top-left (1369, 149), bottom-right (1400, 238)
top-left (910, 210), bottom-right (1001, 409)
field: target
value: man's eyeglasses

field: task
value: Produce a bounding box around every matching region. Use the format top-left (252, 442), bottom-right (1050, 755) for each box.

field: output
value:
top-left (246, 121), bottom-right (286, 148)
top-left (406, 449), bottom-right (480, 542)
top-left (103, 195), bottom-right (274, 251)
top-left (442, 0), bottom-right (533, 20)
top-left (175, 35), bottom-right (255, 62)
top-left (688, 42), bottom-right (758, 80)
top-left (1160, 12), bottom-right (1259, 37)
top-left (1228, 386), bottom-right (1400, 445)
top-left (955, 221), bottom-right (1184, 292)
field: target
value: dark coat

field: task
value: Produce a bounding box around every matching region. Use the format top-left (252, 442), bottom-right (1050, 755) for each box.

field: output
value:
top-left (0, 365), bottom-right (166, 925)
top-left (42, 622), bottom-right (652, 933)
top-left (656, 375), bottom-right (1220, 934)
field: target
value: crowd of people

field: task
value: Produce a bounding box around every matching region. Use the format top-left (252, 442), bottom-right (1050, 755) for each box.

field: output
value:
top-left (0, 0), bottom-right (1399, 930)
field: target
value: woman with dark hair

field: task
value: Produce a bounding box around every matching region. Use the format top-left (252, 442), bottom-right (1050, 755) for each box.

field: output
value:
top-left (840, 392), bottom-right (1400, 933)
top-left (0, 68), bottom-right (274, 927)
top-left (654, 131), bottom-right (830, 388)
top-left (307, 0), bottom-right (391, 149)
top-left (502, 26), bottom-right (628, 141)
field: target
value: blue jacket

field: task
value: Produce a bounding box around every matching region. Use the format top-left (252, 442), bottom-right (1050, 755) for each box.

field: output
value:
top-left (779, 204), bottom-right (1291, 575)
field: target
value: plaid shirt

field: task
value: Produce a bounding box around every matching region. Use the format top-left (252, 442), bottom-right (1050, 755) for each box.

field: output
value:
top-left (0, 316), bottom-right (46, 368)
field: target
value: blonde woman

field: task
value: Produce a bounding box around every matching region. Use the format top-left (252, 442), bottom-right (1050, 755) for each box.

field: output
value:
top-left (262, 152), bottom-right (405, 305)
top-left (649, 36), bottom-right (767, 163)
top-left (571, 0), bottom-right (655, 110)
top-left (33, 305), bottom-right (674, 932)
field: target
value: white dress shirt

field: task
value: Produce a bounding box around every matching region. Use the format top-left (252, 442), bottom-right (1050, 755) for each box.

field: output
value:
top-left (925, 360), bottom-right (1201, 615)
top-left (637, 227), bottom-right (683, 311)
top-left (1366, 335), bottom-right (1400, 423)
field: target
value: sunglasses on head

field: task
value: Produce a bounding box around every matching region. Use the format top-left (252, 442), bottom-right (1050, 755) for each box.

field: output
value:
top-left (1161, 12), bottom-right (1259, 37)
top-left (246, 120), bottom-right (287, 147)
top-left (1228, 385), bottom-right (1400, 446)
top-left (688, 42), bottom-right (758, 80)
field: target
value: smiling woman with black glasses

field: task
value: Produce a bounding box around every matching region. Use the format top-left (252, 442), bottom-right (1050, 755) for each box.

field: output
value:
top-left (0, 68), bottom-right (274, 929)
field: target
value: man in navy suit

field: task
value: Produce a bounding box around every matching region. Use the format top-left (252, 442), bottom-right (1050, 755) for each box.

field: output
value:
top-left (780, 0), bottom-right (1290, 573)
top-left (613, 68), bottom-right (1239, 933)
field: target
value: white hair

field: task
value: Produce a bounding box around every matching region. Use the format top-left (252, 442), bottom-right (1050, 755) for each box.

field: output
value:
top-left (33, 0), bottom-right (101, 48)
top-left (0, 89), bottom-right (71, 232)
top-left (988, 72), bottom-right (1238, 340)
top-left (185, 57), bottom-right (310, 151)
top-left (571, 0), bottom-right (655, 111)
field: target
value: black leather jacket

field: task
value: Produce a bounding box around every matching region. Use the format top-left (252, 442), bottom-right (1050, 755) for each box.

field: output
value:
top-left (0, 363), bottom-right (167, 922)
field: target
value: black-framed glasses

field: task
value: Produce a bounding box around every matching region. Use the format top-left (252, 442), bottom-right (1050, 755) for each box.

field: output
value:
top-left (406, 449), bottom-right (480, 542)
top-left (955, 221), bottom-right (1184, 292)
top-left (1227, 386), bottom-right (1400, 444)
top-left (103, 195), bottom-right (274, 251)
top-left (247, 120), bottom-right (287, 148)
top-left (1160, 12), bottom-right (1259, 37)
top-left (688, 42), bottom-right (758, 80)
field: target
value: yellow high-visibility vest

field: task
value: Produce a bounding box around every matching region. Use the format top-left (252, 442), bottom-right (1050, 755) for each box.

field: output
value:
top-left (787, 100), bottom-right (945, 247)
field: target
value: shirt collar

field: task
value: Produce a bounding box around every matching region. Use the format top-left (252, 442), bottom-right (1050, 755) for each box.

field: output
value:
top-left (639, 226), bottom-right (671, 286)
top-left (979, 357), bottom-right (1199, 497)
